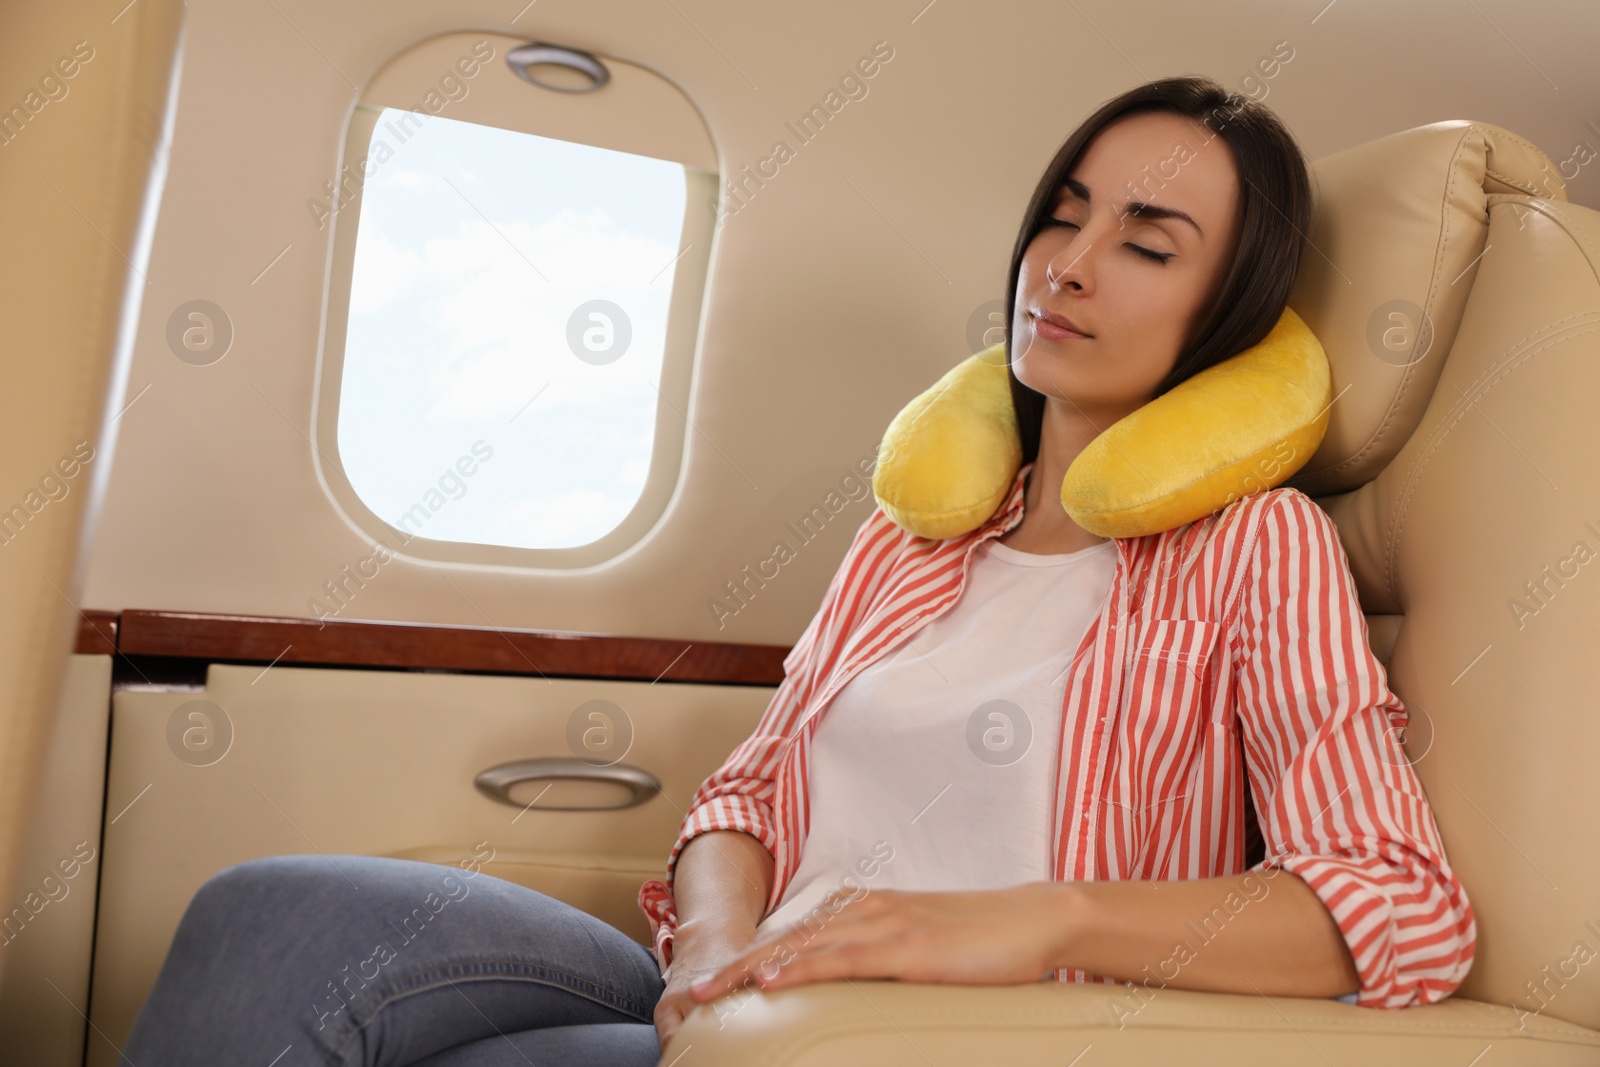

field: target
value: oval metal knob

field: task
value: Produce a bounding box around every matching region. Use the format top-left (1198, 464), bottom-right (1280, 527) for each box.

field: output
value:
top-left (506, 43), bottom-right (610, 94)
top-left (474, 758), bottom-right (660, 812)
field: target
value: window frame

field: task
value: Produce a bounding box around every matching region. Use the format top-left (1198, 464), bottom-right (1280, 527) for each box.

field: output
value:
top-left (312, 31), bottom-right (719, 569)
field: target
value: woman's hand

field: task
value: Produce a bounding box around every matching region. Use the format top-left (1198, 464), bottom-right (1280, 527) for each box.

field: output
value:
top-left (685, 883), bottom-right (1063, 1005)
top-left (654, 924), bottom-right (759, 1051)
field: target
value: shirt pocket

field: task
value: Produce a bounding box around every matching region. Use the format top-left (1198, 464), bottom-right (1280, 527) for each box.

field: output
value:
top-left (1111, 617), bottom-right (1226, 873)
top-left (1127, 617), bottom-right (1224, 688)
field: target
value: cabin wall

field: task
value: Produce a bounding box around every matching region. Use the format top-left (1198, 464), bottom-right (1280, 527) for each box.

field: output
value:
top-left (86, 663), bottom-right (768, 1066)
top-left (79, 0), bottom-right (1600, 647)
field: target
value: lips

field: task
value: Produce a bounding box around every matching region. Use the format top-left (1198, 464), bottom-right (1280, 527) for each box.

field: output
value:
top-left (1033, 308), bottom-right (1092, 337)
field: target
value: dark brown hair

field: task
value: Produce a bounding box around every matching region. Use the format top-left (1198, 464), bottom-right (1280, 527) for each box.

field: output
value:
top-left (1003, 75), bottom-right (1313, 465)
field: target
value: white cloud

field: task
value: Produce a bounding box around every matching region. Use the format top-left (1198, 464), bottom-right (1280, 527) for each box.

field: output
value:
top-left (486, 487), bottom-right (635, 548)
top-left (379, 168), bottom-right (435, 191)
top-left (620, 455), bottom-right (650, 489)
top-left (398, 209), bottom-right (675, 425)
top-left (348, 225), bottom-right (427, 317)
top-left (423, 343), bottom-right (544, 424)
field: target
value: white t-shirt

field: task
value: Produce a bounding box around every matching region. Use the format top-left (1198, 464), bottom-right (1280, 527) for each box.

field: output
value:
top-left (755, 534), bottom-right (1118, 939)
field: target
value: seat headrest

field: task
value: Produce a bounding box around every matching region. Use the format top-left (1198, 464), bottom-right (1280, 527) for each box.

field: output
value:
top-left (1287, 120), bottom-right (1566, 495)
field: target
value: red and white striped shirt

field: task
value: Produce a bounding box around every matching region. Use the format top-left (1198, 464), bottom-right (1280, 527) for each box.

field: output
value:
top-left (638, 459), bottom-right (1476, 1007)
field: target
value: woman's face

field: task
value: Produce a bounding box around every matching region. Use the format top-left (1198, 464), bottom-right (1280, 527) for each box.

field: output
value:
top-left (1010, 111), bottom-right (1242, 418)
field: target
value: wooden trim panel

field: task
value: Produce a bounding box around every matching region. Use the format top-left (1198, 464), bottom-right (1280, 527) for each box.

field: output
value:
top-left (99, 610), bottom-right (788, 685)
top-left (75, 609), bottom-right (119, 656)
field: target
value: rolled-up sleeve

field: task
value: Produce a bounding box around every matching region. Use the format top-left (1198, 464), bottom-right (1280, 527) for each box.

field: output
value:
top-left (1229, 488), bottom-right (1475, 1007)
top-left (637, 507), bottom-right (891, 973)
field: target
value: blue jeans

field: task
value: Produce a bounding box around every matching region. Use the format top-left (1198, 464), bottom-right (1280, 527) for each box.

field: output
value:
top-left (121, 854), bottom-right (666, 1066)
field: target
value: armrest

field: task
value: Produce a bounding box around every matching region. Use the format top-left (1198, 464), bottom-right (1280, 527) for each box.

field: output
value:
top-left (663, 980), bottom-right (1600, 1065)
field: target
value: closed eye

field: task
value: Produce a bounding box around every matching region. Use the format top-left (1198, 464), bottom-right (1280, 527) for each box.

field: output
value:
top-left (1043, 218), bottom-right (1175, 265)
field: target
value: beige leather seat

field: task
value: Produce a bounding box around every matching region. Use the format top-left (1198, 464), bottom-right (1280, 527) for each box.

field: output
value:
top-left (661, 121), bottom-right (1600, 1064)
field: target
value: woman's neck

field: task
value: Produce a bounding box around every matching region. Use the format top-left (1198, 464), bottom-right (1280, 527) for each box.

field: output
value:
top-left (998, 399), bottom-right (1121, 556)
top-left (998, 463), bottom-right (1111, 555)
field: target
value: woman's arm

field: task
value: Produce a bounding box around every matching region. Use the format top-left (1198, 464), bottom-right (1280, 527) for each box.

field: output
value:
top-left (636, 581), bottom-right (827, 971)
top-left (683, 873), bottom-right (1357, 1005)
top-left (655, 830), bottom-right (775, 1049)
top-left (672, 830), bottom-right (774, 951)
top-left (957, 491), bottom-right (1386, 1000)
top-left (1034, 870), bottom-right (1359, 999)
top-left (636, 716), bottom-right (791, 973)
top-left (1224, 488), bottom-right (1475, 1006)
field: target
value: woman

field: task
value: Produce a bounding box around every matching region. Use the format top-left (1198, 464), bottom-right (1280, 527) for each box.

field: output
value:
top-left (648, 76), bottom-right (1474, 1042)
top-left (122, 75), bottom-right (1474, 1066)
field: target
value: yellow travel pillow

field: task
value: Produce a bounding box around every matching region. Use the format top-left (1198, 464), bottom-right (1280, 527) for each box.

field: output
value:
top-left (871, 305), bottom-right (1331, 540)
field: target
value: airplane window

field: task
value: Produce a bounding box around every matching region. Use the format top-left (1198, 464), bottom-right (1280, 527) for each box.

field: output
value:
top-left (336, 107), bottom-right (687, 551)
top-left (314, 32), bottom-right (716, 567)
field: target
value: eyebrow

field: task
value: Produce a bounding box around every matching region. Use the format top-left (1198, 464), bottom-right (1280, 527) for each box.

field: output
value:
top-left (1058, 177), bottom-right (1203, 240)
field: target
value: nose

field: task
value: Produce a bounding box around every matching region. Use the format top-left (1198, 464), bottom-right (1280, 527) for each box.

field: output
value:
top-left (1045, 229), bottom-right (1096, 294)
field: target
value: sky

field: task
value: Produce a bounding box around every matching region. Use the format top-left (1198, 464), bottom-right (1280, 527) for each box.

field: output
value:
top-left (338, 107), bottom-right (687, 550)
